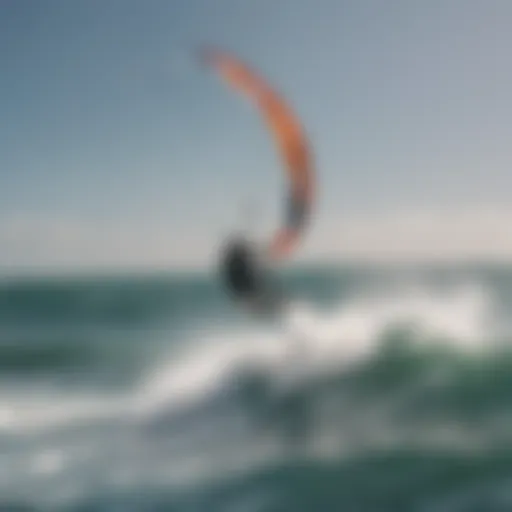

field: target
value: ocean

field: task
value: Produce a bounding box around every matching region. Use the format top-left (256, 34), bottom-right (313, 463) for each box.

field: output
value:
top-left (1, 263), bottom-right (512, 511)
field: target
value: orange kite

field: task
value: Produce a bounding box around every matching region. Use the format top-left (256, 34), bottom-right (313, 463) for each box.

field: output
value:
top-left (200, 47), bottom-right (315, 261)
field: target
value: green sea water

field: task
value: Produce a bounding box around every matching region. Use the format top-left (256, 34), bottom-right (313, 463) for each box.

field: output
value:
top-left (0, 263), bottom-right (511, 511)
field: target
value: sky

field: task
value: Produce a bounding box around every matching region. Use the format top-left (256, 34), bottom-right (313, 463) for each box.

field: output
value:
top-left (2, 0), bottom-right (512, 272)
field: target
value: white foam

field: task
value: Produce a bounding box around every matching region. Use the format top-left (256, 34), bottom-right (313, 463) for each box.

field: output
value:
top-left (135, 280), bottom-right (496, 419)
top-left (30, 449), bottom-right (66, 476)
top-left (0, 392), bottom-right (131, 433)
top-left (134, 327), bottom-right (288, 416)
top-left (0, 280), bottom-right (496, 434)
top-left (283, 281), bottom-right (493, 364)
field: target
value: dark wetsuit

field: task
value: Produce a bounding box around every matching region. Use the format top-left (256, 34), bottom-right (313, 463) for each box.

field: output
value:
top-left (219, 237), bottom-right (281, 314)
top-left (220, 238), bottom-right (262, 300)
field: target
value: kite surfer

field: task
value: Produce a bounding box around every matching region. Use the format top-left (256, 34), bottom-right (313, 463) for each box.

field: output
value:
top-left (200, 47), bottom-right (315, 316)
top-left (200, 47), bottom-right (318, 450)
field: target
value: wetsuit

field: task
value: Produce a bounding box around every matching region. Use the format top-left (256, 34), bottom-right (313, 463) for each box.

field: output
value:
top-left (219, 237), bottom-right (281, 314)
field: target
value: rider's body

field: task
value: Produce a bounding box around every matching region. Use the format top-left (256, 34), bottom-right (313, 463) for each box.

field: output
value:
top-left (219, 236), bottom-right (282, 316)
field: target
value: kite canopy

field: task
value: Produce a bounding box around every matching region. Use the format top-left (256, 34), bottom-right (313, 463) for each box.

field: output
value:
top-left (200, 47), bottom-right (315, 261)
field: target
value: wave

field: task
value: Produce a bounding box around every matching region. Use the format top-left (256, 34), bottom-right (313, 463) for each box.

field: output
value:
top-left (1, 278), bottom-right (511, 510)
top-left (3, 448), bottom-right (512, 512)
top-left (136, 280), bottom-right (497, 415)
top-left (0, 275), bottom-right (223, 327)
top-left (0, 340), bottom-right (99, 375)
top-left (0, 391), bottom-right (132, 434)
top-left (171, 448), bottom-right (512, 512)
top-left (0, 279), bottom-right (503, 431)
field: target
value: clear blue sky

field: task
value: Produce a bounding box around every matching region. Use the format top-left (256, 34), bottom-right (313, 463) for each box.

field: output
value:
top-left (2, 0), bottom-right (512, 271)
